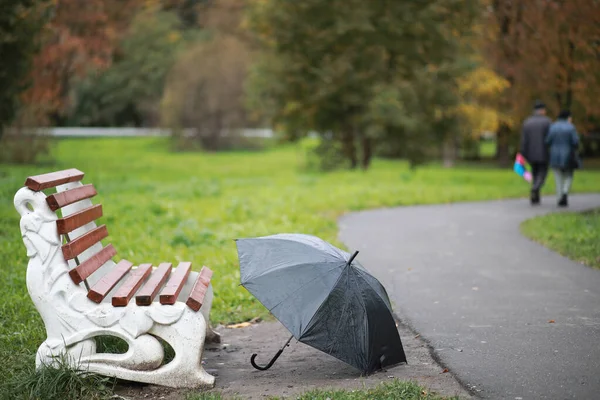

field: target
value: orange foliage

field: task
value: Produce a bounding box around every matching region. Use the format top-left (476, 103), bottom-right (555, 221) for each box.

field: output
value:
top-left (23, 0), bottom-right (143, 118)
top-left (486, 0), bottom-right (600, 129)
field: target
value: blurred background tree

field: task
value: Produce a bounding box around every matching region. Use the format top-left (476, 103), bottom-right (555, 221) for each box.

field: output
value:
top-left (0, 0), bottom-right (48, 140)
top-left (2, 0), bottom-right (599, 165)
top-left (161, 0), bottom-right (255, 151)
top-left (245, 0), bottom-right (480, 169)
top-left (162, 34), bottom-right (252, 150)
top-left (0, 0), bottom-right (54, 163)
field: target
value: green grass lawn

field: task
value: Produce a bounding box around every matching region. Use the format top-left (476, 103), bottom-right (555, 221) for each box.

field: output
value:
top-left (521, 208), bottom-right (600, 268)
top-left (185, 379), bottom-right (456, 400)
top-left (1, 137), bottom-right (600, 399)
top-left (479, 139), bottom-right (496, 158)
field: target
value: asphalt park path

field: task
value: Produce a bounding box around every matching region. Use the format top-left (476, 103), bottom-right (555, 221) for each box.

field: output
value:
top-left (339, 194), bottom-right (600, 400)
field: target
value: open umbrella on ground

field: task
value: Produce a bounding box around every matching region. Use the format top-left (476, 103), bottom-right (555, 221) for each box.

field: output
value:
top-left (235, 233), bottom-right (407, 374)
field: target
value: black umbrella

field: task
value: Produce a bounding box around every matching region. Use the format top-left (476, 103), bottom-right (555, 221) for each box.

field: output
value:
top-left (235, 233), bottom-right (407, 374)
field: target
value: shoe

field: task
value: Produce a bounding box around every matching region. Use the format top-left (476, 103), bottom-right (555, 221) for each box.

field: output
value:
top-left (558, 194), bottom-right (568, 207)
top-left (530, 190), bottom-right (540, 205)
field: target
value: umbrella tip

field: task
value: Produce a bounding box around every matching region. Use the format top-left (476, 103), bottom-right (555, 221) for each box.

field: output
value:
top-left (347, 250), bottom-right (359, 266)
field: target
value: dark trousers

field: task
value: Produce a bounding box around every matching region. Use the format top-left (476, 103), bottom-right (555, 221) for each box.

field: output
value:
top-left (531, 162), bottom-right (548, 192)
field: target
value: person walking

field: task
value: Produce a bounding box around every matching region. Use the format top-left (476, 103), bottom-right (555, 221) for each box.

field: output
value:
top-left (546, 110), bottom-right (580, 207)
top-left (520, 100), bottom-right (552, 204)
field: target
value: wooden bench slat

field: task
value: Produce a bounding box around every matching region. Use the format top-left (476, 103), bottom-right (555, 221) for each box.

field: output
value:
top-left (62, 225), bottom-right (108, 260)
top-left (87, 259), bottom-right (133, 303)
top-left (160, 262), bottom-right (192, 305)
top-left (56, 204), bottom-right (103, 234)
top-left (25, 168), bottom-right (84, 191)
top-left (112, 264), bottom-right (152, 307)
top-left (186, 266), bottom-right (213, 312)
top-left (69, 244), bottom-right (117, 285)
top-left (46, 184), bottom-right (97, 211)
top-left (135, 263), bottom-right (172, 306)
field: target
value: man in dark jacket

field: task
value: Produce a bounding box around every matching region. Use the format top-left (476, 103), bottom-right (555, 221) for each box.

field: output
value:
top-left (520, 101), bottom-right (552, 204)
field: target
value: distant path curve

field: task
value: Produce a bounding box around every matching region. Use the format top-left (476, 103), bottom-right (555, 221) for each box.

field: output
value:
top-left (339, 194), bottom-right (600, 399)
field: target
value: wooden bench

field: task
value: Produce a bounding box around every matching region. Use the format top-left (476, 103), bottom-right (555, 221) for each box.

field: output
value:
top-left (14, 168), bottom-right (219, 388)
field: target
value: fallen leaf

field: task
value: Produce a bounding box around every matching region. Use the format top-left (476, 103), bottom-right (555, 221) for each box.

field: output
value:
top-left (226, 322), bottom-right (252, 329)
top-left (226, 316), bottom-right (263, 329)
top-left (442, 368), bottom-right (449, 373)
top-left (548, 320), bottom-right (555, 323)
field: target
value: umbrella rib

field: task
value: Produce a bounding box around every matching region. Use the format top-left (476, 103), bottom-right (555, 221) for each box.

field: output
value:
top-left (330, 268), bottom-right (370, 356)
top-left (324, 268), bottom-right (355, 355)
top-left (351, 268), bottom-right (370, 368)
top-left (241, 259), bottom-right (342, 284)
top-left (298, 262), bottom-right (357, 341)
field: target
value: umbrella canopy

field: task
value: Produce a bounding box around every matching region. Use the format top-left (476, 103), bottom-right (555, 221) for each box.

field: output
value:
top-left (235, 233), bottom-right (407, 374)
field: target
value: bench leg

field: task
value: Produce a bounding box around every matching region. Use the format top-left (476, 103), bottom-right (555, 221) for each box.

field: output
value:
top-left (78, 307), bottom-right (214, 388)
top-left (200, 284), bottom-right (221, 344)
top-left (36, 339), bottom-right (97, 369)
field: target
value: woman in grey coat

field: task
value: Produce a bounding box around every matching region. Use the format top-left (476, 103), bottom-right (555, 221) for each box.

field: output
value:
top-left (545, 110), bottom-right (580, 207)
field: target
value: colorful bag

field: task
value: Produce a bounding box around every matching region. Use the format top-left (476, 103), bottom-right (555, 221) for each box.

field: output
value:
top-left (514, 153), bottom-right (532, 182)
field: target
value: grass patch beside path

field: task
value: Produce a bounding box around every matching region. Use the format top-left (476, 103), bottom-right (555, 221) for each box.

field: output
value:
top-left (521, 208), bottom-right (600, 268)
top-left (185, 380), bottom-right (457, 400)
top-left (285, 379), bottom-right (457, 400)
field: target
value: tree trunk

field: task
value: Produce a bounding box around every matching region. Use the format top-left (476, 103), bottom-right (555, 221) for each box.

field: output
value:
top-left (341, 130), bottom-right (357, 169)
top-left (361, 135), bottom-right (372, 169)
top-left (442, 133), bottom-right (458, 167)
top-left (565, 39), bottom-right (575, 110)
top-left (496, 122), bottom-right (511, 167)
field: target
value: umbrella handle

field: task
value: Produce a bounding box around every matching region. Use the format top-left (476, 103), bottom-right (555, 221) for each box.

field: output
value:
top-left (250, 335), bottom-right (294, 371)
top-left (250, 349), bottom-right (284, 371)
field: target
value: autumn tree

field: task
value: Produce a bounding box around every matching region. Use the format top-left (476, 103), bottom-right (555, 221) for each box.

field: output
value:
top-left (453, 20), bottom-right (510, 162)
top-left (455, 64), bottom-right (509, 160)
top-left (528, 0), bottom-right (600, 131)
top-left (23, 0), bottom-right (193, 125)
top-left (69, 7), bottom-right (186, 126)
top-left (484, 0), bottom-right (600, 165)
top-left (21, 0), bottom-right (119, 125)
top-left (246, 0), bottom-right (480, 169)
top-left (3, 0), bottom-right (214, 140)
